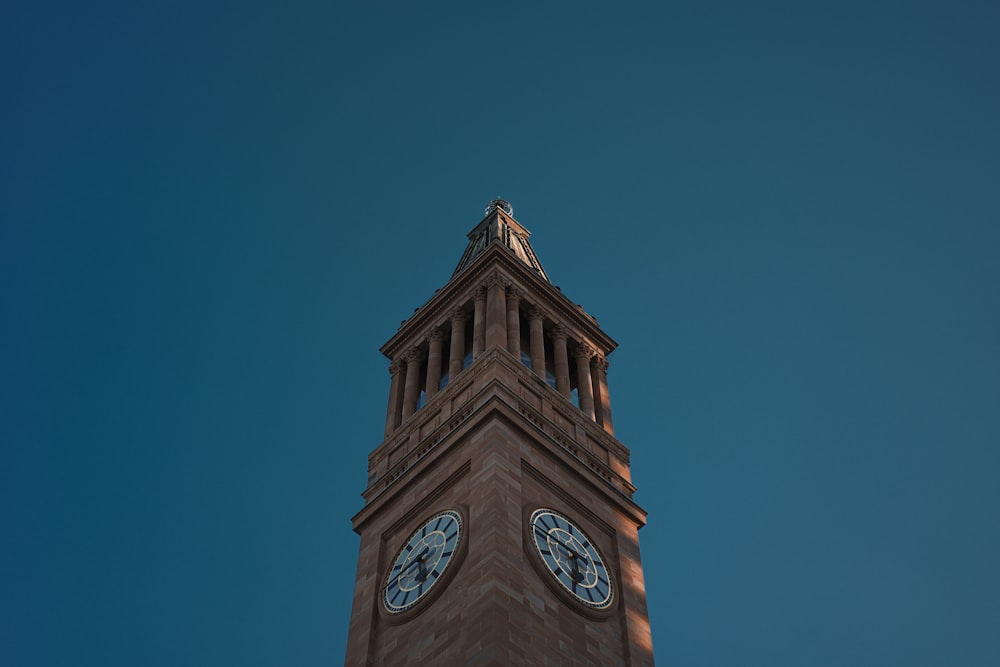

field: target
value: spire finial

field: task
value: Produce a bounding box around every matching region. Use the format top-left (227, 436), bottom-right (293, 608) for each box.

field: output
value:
top-left (485, 198), bottom-right (513, 217)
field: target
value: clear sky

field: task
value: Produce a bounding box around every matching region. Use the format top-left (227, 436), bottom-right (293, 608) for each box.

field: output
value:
top-left (4, 1), bottom-right (999, 665)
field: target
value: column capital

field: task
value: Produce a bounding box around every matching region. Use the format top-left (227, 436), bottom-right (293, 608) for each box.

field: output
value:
top-left (592, 355), bottom-right (610, 373)
top-left (485, 272), bottom-right (507, 289)
top-left (450, 307), bottom-right (467, 323)
top-left (405, 347), bottom-right (426, 364)
top-left (427, 326), bottom-right (444, 343)
top-left (528, 306), bottom-right (545, 323)
top-left (389, 358), bottom-right (405, 375)
top-left (474, 285), bottom-right (488, 302)
top-left (551, 323), bottom-right (569, 341)
top-left (574, 342), bottom-right (596, 360)
top-left (506, 285), bottom-right (522, 304)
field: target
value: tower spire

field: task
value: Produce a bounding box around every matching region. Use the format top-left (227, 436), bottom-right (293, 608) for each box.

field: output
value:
top-left (452, 198), bottom-right (550, 282)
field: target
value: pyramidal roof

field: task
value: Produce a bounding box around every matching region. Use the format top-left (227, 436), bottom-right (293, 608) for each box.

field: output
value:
top-left (452, 199), bottom-right (550, 282)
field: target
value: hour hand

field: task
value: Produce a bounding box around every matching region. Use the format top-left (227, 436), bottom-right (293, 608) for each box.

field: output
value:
top-left (552, 536), bottom-right (580, 559)
top-left (534, 525), bottom-right (571, 553)
top-left (405, 548), bottom-right (430, 580)
top-left (406, 548), bottom-right (429, 569)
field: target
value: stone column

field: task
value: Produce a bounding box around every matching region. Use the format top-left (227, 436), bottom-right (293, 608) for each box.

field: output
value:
top-left (425, 327), bottom-right (443, 400)
top-left (528, 307), bottom-right (546, 380)
top-left (401, 347), bottom-right (425, 420)
top-left (575, 343), bottom-right (596, 420)
top-left (592, 355), bottom-right (614, 435)
top-left (448, 307), bottom-right (466, 380)
top-left (552, 324), bottom-right (571, 398)
top-left (384, 358), bottom-right (405, 437)
top-left (506, 286), bottom-right (521, 359)
top-left (485, 273), bottom-right (507, 350)
top-left (472, 286), bottom-right (487, 359)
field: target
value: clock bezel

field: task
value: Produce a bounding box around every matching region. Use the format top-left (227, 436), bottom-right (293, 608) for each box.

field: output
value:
top-left (523, 506), bottom-right (617, 619)
top-left (378, 507), bottom-right (469, 622)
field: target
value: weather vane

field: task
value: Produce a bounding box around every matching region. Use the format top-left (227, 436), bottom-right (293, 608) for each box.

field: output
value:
top-left (485, 197), bottom-right (513, 217)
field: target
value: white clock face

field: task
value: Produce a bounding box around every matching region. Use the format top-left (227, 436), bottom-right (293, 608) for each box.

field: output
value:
top-left (382, 510), bottom-right (462, 614)
top-left (529, 508), bottom-right (613, 610)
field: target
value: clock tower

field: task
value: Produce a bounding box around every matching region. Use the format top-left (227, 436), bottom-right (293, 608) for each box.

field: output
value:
top-left (345, 200), bottom-right (654, 666)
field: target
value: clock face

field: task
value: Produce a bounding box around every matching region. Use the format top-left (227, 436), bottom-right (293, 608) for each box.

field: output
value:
top-left (529, 508), bottom-right (614, 610)
top-left (382, 510), bottom-right (462, 614)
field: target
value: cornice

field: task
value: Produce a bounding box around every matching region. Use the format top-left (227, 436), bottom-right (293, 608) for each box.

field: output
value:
top-left (380, 243), bottom-right (618, 361)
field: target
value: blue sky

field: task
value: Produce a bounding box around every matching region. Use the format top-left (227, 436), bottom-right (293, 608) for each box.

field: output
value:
top-left (3, 1), bottom-right (999, 665)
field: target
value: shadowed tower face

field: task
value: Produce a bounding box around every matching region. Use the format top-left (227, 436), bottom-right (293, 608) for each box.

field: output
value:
top-left (345, 200), bottom-right (654, 666)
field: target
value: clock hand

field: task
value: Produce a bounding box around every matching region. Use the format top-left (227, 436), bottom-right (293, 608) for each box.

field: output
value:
top-left (533, 525), bottom-right (583, 560)
top-left (405, 547), bottom-right (431, 579)
top-left (550, 534), bottom-right (580, 559)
